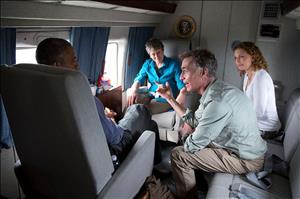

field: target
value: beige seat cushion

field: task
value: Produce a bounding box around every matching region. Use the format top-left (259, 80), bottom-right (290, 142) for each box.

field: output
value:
top-left (152, 111), bottom-right (176, 129)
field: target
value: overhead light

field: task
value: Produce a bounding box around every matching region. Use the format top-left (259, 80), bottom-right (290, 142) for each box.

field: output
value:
top-left (60, 0), bottom-right (117, 9)
top-left (113, 6), bottom-right (149, 14)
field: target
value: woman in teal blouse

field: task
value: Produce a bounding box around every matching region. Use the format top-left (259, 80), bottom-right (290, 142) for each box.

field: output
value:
top-left (127, 38), bottom-right (185, 114)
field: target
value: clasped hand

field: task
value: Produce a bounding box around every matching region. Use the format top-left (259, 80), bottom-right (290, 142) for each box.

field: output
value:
top-left (105, 107), bottom-right (117, 123)
top-left (156, 82), bottom-right (173, 100)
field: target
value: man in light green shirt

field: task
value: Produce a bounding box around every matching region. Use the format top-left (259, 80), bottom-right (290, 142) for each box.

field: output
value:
top-left (157, 49), bottom-right (267, 199)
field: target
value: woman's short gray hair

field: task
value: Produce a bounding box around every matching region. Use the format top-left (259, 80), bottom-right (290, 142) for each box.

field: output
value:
top-left (145, 38), bottom-right (164, 54)
top-left (180, 49), bottom-right (218, 77)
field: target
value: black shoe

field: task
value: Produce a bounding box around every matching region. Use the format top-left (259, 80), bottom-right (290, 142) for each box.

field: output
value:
top-left (153, 164), bottom-right (172, 178)
top-left (195, 170), bottom-right (208, 193)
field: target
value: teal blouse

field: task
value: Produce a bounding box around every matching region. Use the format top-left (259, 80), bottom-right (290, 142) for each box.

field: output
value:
top-left (134, 56), bottom-right (185, 103)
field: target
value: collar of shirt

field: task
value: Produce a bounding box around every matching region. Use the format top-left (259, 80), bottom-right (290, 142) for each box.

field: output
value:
top-left (149, 56), bottom-right (170, 70)
top-left (200, 79), bottom-right (218, 104)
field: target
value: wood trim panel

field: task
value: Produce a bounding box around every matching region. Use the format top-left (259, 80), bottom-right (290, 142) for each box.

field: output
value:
top-left (97, 86), bottom-right (123, 122)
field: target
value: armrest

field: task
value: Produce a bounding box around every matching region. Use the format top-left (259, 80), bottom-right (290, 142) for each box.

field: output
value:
top-left (98, 130), bottom-right (155, 199)
top-left (152, 111), bottom-right (176, 129)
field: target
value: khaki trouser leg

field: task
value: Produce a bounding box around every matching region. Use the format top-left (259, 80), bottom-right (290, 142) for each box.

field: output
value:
top-left (170, 146), bottom-right (264, 199)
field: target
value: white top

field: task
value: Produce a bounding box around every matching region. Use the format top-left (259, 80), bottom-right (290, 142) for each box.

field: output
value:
top-left (243, 69), bottom-right (281, 131)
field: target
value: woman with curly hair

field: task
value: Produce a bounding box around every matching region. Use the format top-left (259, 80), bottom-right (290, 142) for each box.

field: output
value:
top-left (232, 41), bottom-right (281, 139)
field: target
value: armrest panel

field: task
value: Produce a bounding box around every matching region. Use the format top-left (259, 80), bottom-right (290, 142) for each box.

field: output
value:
top-left (98, 130), bottom-right (155, 199)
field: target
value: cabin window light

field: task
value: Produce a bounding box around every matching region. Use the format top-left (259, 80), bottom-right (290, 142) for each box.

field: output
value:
top-left (104, 42), bottom-right (119, 87)
top-left (16, 47), bottom-right (37, 64)
top-left (16, 29), bottom-right (70, 64)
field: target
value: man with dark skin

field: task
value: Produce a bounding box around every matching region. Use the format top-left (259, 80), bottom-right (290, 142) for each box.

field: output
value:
top-left (35, 38), bottom-right (161, 163)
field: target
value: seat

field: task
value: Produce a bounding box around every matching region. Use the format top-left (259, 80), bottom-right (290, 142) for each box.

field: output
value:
top-left (0, 64), bottom-right (155, 199)
top-left (206, 88), bottom-right (300, 199)
top-left (280, 88), bottom-right (300, 131)
top-left (151, 39), bottom-right (201, 143)
top-left (152, 91), bottom-right (200, 143)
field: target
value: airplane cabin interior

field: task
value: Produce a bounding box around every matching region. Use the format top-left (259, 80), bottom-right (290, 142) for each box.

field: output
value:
top-left (1, 1), bottom-right (300, 199)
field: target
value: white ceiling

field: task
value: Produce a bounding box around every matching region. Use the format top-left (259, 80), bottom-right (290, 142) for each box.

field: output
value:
top-left (1, 1), bottom-right (164, 27)
top-left (285, 6), bottom-right (300, 19)
top-left (285, 5), bottom-right (300, 30)
top-left (52, 0), bottom-right (167, 15)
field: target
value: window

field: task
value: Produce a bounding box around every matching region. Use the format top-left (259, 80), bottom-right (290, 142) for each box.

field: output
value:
top-left (16, 47), bottom-right (37, 64)
top-left (16, 28), bottom-right (70, 64)
top-left (104, 42), bottom-right (118, 87)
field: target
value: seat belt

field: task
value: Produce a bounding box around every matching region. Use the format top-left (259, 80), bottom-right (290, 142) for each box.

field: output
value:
top-left (245, 153), bottom-right (272, 190)
top-left (245, 153), bottom-right (289, 190)
top-left (229, 183), bottom-right (282, 199)
top-left (245, 172), bottom-right (272, 190)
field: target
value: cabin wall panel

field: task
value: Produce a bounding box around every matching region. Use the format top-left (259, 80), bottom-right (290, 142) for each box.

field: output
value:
top-left (154, 1), bottom-right (261, 88)
top-left (153, 1), bottom-right (203, 46)
top-left (223, 1), bottom-right (261, 88)
top-left (199, 1), bottom-right (232, 82)
top-left (222, 1), bottom-right (261, 88)
top-left (155, 1), bottom-right (300, 102)
top-left (256, 17), bottom-right (300, 102)
top-left (200, 1), bottom-right (261, 87)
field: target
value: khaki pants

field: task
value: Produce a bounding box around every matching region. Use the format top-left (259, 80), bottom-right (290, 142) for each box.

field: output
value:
top-left (170, 146), bottom-right (264, 199)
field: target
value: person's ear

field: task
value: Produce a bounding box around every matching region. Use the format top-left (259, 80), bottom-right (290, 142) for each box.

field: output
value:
top-left (203, 68), bottom-right (209, 76)
top-left (196, 67), bottom-right (204, 76)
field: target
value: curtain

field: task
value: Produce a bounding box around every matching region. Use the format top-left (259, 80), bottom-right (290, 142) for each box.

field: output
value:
top-left (70, 27), bottom-right (110, 84)
top-left (0, 28), bottom-right (16, 149)
top-left (124, 27), bottom-right (155, 90)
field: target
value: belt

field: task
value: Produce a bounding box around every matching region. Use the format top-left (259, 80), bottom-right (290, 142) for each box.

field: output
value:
top-left (260, 130), bottom-right (282, 140)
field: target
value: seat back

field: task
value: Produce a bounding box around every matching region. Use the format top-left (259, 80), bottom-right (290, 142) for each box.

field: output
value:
top-left (162, 39), bottom-right (190, 60)
top-left (281, 88), bottom-right (300, 130)
top-left (283, 96), bottom-right (300, 162)
top-left (289, 143), bottom-right (300, 199)
top-left (0, 64), bottom-right (114, 199)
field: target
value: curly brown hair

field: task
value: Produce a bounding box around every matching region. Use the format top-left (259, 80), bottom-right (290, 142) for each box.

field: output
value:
top-left (232, 41), bottom-right (268, 75)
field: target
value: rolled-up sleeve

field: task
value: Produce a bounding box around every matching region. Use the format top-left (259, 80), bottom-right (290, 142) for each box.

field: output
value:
top-left (182, 108), bottom-right (199, 129)
top-left (184, 101), bottom-right (232, 153)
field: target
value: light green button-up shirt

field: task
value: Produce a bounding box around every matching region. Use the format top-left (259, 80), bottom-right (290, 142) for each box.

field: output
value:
top-left (182, 80), bottom-right (267, 160)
